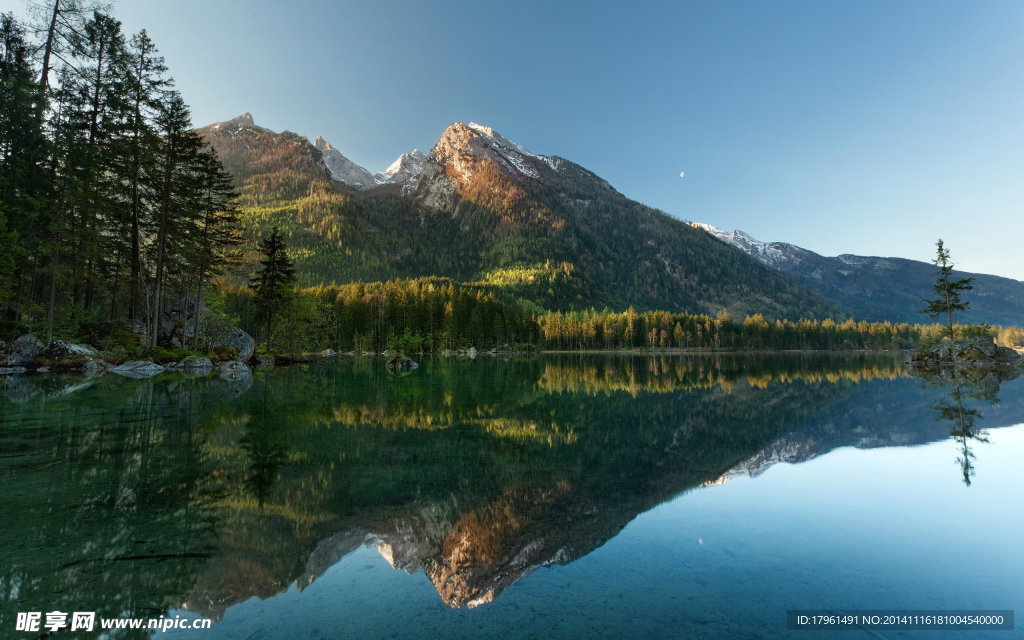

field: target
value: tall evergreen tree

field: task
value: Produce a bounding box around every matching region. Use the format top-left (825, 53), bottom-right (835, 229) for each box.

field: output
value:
top-left (251, 227), bottom-right (296, 350)
top-left (922, 239), bottom-right (973, 338)
top-left (0, 13), bottom-right (50, 322)
top-left (120, 29), bottom-right (168, 322)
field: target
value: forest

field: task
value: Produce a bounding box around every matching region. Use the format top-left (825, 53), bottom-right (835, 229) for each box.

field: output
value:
top-left (0, 2), bottom-right (240, 346)
top-left (210, 277), bottom-right (1023, 355)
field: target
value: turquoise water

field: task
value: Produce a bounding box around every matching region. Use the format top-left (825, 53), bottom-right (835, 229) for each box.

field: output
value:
top-left (1, 355), bottom-right (1021, 639)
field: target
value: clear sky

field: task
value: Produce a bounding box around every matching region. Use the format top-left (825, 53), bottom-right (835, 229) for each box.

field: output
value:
top-left (9, 0), bottom-right (1023, 278)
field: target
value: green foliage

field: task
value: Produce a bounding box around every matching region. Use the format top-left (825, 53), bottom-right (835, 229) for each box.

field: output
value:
top-left (77, 321), bottom-right (143, 353)
top-left (145, 346), bottom-right (197, 364)
top-left (220, 277), bottom-right (540, 354)
top-left (388, 327), bottom-right (426, 354)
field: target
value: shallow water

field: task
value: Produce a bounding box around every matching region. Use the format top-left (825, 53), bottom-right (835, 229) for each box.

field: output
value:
top-left (1, 354), bottom-right (1021, 639)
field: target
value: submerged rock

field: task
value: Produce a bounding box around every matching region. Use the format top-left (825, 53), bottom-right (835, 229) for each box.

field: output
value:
top-left (81, 359), bottom-right (108, 377)
top-left (110, 360), bottom-right (166, 378)
top-left (217, 360), bottom-right (251, 382)
top-left (0, 366), bottom-right (28, 375)
top-left (386, 356), bottom-right (419, 371)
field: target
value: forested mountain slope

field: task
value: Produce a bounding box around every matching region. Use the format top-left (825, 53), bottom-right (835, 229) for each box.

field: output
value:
top-left (200, 115), bottom-right (840, 319)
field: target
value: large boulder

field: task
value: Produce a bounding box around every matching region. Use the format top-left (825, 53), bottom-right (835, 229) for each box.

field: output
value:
top-left (210, 328), bottom-right (255, 362)
top-left (177, 356), bottom-right (214, 369)
top-left (158, 297), bottom-right (255, 362)
top-left (158, 297), bottom-right (203, 347)
top-left (44, 340), bottom-right (97, 361)
top-left (4, 335), bottom-right (43, 366)
top-left (386, 356), bottom-right (419, 371)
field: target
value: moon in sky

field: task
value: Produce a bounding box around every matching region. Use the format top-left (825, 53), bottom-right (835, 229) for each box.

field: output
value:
top-left (679, 171), bottom-right (686, 178)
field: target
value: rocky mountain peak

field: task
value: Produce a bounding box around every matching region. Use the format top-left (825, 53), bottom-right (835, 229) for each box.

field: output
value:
top-left (205, 112), bottom-right (267, 135)
top-left (430, 121), bottom-right (559, 183)
top-left (311, 134), bottom-right (375, 189)
top-left (374, 148), bottom-right (427, 188)
top-left (690, 223), bottom-right (808, 269)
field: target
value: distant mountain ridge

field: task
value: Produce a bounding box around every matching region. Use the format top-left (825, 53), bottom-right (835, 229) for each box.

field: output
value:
top-left (197, 114), bottom-right (839, 318)
top-left (691, 223), bottom-right (1024, 326)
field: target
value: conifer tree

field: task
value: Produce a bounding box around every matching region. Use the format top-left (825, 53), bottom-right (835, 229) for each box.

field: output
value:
top-left (0, 13), bottom-right (50, 321)
top-left (922, 239), bottom-right (973, 338)
top-left (251, 227), bottom-right (296, 350)
top-left (121, 29), bottom-right (168, 322)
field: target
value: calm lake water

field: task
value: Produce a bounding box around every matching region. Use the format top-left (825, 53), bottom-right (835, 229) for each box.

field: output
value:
top-left (1, 354), bottom-right (1021, 639)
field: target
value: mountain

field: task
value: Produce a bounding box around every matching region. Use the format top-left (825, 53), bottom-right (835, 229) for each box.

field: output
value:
top-left (375, 148), bottom-right (426, 188)
top-left (692, 223), bottom-right (1024, 326)
top-left (198, 114), bottom-right (840, 318)
top-left (312, 135), bottom-right (375, 189)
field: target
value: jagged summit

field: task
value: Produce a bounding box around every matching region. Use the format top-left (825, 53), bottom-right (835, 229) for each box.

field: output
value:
top-left (312, 135), bottom-right (376, 189)
top-left (375, 148), bottom-right (426, 187)
top-left (205, 112), bottom-right (268, 135)
top-left (690, 223), bottom-right (808, 269)
top-left (430, 121), bottom-right (561, 180)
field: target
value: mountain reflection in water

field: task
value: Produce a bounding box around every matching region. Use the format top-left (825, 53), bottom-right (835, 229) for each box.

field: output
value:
top-left (1, 354), bottom-right (1022, 631)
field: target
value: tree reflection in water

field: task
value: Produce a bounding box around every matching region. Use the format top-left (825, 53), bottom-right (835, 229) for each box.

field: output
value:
top-left (2, 355), bottom-right (1023, 625)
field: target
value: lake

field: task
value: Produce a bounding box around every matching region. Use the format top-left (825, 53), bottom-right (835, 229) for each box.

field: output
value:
top-left (1, 354), bottom-right (1021, 639)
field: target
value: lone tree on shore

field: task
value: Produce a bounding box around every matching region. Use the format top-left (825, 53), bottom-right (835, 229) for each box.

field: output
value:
top-left (251, 227), bottom-right (296, 350)
top-left (922, 239), bottom-right (973, 338)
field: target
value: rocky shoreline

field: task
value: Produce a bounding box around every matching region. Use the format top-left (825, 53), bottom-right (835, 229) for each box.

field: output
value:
top-left (907, 336), bottom-right (1022, 376)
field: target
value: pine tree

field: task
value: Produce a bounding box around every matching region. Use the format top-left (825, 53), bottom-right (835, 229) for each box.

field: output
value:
top-left (121, 29), bottom-right (168, 322)
top-left (0, 13), bottom-right (50, 322)
top-left (922, 239), bottom-right (973, 338)
top-left (251, 227), bottom-right (296, 350)
top-left (184, 149), bottom-right (240, 348)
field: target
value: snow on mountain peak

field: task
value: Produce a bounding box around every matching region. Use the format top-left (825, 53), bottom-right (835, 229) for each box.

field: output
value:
top-left (432, 121), bottom-right (559, 181)
top-left (312, 135), bottom-right (375, 189)
top-left (374, 149), bottom-right (427, 190)
top-left (689, 222), bottom-right (797, 269)
top-left (467, 122), bottom-right (495, 137)
top-left (207, 112), bottom-right (264, 135)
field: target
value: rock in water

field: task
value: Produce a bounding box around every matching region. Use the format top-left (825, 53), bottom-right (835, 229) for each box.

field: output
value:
top-left (110, 361), bottom-right (166, 378)
top-left (217, 360), bottom-right (252, 384)
top-left (386, 356), bottom-right (419, 371)
top-left (911, 336), bottom-right (1021, 370)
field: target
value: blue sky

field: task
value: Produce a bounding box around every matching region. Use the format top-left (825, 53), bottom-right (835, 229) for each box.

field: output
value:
top-left (10, 0), bottom-right (1023, 278)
